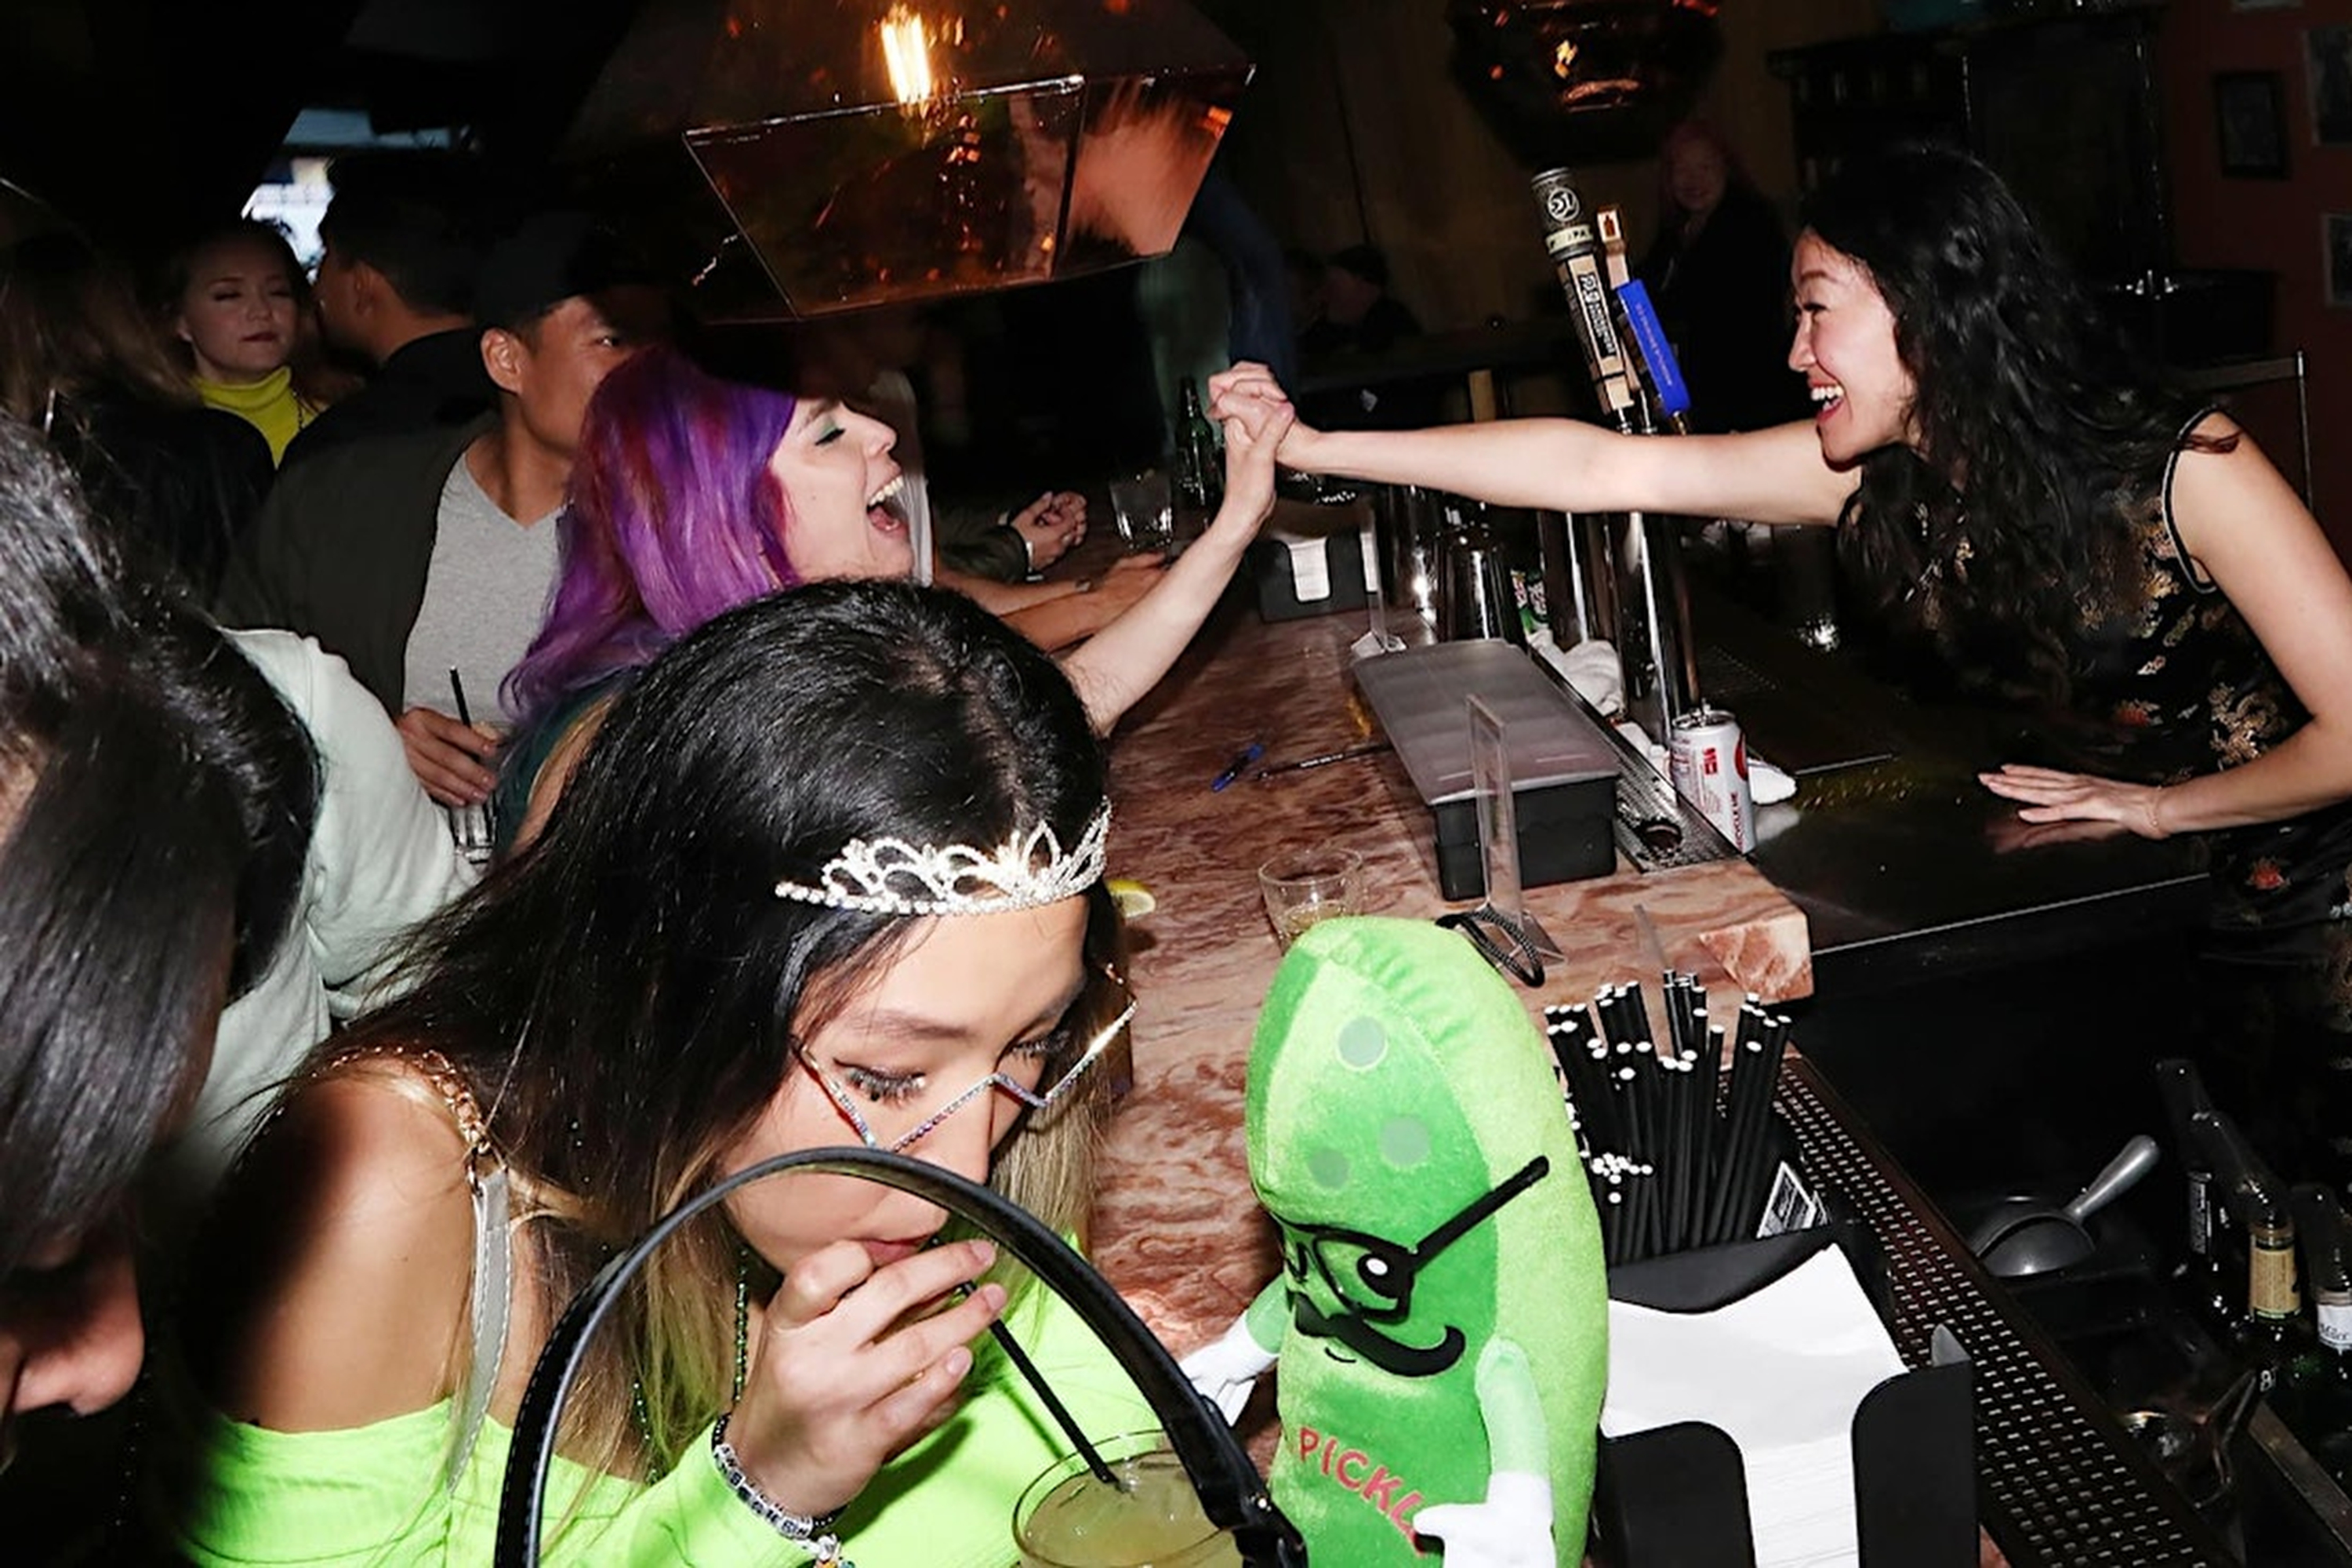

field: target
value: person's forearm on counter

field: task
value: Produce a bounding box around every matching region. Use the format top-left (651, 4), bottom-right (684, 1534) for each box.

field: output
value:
top-left (2151, 724), bottom-right (2352, 836)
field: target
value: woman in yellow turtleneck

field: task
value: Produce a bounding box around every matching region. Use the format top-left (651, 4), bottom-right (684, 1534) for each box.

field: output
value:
top-left (168, 220), bottom-right (322, 464)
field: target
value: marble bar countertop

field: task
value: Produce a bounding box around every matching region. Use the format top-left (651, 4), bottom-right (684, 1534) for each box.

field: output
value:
top-left (1086, 597), bottom-right (1813, 1370)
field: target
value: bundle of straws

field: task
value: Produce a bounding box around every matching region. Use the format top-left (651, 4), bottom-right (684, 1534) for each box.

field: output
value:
top-left (1544, 974), bottom-right (1794, 1265)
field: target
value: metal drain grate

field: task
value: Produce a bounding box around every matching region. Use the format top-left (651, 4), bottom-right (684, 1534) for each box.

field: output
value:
top-left (1610, 750), bottom-right (1740, 871)
top-left (1775, 1061), bottom-right (2236, 1566)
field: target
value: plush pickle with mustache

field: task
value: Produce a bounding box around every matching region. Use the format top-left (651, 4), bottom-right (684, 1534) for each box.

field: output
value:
top-left (1186, 916), bottom-right (1607, 1565)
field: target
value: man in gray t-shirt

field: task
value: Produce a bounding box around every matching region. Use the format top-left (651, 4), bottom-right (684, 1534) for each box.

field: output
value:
top-left (216, 212), bottom-right (668, 812)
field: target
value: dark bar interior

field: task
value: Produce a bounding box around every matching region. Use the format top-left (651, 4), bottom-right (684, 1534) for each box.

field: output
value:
top-left (5, 1), bottom-right (2352, 1564)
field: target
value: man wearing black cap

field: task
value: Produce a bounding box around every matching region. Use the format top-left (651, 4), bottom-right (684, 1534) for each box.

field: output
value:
top-left (216, 210), bottom-right (667, 812)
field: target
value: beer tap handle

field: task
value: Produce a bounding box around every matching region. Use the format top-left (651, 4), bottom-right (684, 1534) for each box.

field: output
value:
top-left (1530, 169), bottom-right (1639, 431)
top-left (1597, 206), bottom-right (1690, 438)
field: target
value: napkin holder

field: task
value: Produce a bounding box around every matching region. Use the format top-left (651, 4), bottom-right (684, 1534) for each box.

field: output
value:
top-left (1246, 496), bottom-right (1374, 623)
top-left (1592, 1223), bottom-right (1976, 1568)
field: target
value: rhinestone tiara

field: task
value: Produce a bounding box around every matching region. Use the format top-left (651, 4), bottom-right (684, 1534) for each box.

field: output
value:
top-left (773, 802), bottom-right (1111, 916)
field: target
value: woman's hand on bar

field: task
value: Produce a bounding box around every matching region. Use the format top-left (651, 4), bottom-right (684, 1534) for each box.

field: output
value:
top-left (1979, 764), bottom-right (2172, 840)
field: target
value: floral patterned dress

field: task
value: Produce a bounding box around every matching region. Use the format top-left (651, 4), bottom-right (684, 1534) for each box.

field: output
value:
top-left (1907, 413), bottom-right (2352, 1009)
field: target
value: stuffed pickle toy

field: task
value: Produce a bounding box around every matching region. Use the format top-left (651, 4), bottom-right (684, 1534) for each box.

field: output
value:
top-left (1183, 916), bottom-right (1607, 1566)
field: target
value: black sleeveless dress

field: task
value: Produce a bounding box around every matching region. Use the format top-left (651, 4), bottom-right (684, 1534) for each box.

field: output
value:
top-left (1903, 413), bottom-right (2352, 1007)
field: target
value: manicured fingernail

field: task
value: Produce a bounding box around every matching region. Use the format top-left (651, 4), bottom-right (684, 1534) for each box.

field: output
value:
top-left (969, 1240), bottom-right (996, 1269)
top-left (978, 1282), bottom-right (1007, 1314)
top-left (942, 1346), bottom-right (974, 1380)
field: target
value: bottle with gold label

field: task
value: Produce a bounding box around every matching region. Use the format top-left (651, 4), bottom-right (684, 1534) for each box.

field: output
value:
top-left (2196, 1108), bottom-right (2314, 1389)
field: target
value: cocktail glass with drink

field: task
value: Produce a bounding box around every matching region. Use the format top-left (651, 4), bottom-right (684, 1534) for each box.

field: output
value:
top-left (1258, 847), bottom-right (1367, 951)
top-left (1013, 1431), bottom-right (1240, 1568)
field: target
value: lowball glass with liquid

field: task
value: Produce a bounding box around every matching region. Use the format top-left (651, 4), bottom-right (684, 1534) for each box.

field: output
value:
top-left (1258, 847), bottom-right (1367, 952)
top-left (1012, 1431), bottom-right (1240, 1568)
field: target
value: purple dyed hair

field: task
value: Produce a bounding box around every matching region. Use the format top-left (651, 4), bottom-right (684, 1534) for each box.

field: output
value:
top-left (503, 345), bottom-right (801, 727)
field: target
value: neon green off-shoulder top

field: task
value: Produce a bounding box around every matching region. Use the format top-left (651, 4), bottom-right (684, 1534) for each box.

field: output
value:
top-left (169, 1280), bottom-right (1156, 1567)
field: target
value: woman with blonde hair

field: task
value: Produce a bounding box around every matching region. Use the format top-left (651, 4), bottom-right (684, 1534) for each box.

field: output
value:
top-left (0, 231), bottom-right (270, 594)
top-left (162, 218), bottom-right (328, 464)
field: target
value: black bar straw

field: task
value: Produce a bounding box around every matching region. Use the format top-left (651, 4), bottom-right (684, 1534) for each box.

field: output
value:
top-left (962, 1286), bottom-right (1120, 1487)
top-left (451, 667), bottom-right (500, 844)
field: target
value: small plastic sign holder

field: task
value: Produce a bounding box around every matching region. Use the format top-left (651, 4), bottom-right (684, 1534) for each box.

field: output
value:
top-left (1436, 696), bottom-right (1563, 985)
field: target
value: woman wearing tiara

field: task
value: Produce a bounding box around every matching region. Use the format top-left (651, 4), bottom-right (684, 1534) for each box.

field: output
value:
top-left (490, 341), bottom-right (1290, 851)
top-left (162, 580), bottom-right (1156, 1565)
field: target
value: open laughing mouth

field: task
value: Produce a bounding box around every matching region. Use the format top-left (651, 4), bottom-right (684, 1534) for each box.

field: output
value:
top-left (1809, 380), bottom-right (1845, 421)
top-left (867, 474), bottom-right (908, 532)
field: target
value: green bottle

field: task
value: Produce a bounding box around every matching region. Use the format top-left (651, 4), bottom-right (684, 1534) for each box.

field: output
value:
top-left (2156, 1059), bottom-right (2238, 1334)
top-left (1174, 377), bottom-right (1221, 512)
top-left (2279, 1184), bottom-right (2352, 1485)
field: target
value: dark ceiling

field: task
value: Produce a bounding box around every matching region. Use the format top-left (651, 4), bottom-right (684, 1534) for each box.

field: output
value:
top-left (0, 0), bottom-right (635, 249)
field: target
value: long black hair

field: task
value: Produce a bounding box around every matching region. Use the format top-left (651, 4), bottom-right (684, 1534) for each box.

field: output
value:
top-left (328, 578), bottom-right (1119, 1469)
top-left (1802, 144), bottom-right (2221, 698)
top-left (0, 417), bottom-right (314, 1279)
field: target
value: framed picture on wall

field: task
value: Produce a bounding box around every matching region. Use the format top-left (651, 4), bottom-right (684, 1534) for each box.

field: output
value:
top-left (2327, 214), bottom-right (2352, 309)
top-left (2310, 27), bottom-right (2352, 146)
top-left (2216, 71), bottom-right (2289, 176)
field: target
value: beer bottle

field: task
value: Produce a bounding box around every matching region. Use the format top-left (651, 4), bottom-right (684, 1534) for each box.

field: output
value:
top-left (2195, 1108), bottom-right (2315, 1389)
top-left (1174, 377), bottom-right (1221, 512)
top-left (2279, 1184), bottom-right (2352, 1485)
top-left (2155, 1058), bottom-right (2238, 1334)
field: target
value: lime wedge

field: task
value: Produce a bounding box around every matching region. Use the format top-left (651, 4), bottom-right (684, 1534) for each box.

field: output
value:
top-left (1107, 877), bottom-right (1156, 919)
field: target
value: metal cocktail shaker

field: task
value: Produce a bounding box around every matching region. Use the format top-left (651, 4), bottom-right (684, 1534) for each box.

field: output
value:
top-left (1370, 482), bottom-right (1445, 627)
top-left (1435, 501), bottom-right (1526, 647)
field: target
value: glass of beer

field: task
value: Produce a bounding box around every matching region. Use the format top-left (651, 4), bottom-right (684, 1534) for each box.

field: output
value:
top-left (1012, 1431), bottom-right (1240, 1568)
top-left (1258, 847), bottom-right (1367, 952)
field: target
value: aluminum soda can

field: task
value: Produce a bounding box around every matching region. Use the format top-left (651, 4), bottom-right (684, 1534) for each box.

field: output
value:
top-left (1668, 706), bottom-right (1755, 851)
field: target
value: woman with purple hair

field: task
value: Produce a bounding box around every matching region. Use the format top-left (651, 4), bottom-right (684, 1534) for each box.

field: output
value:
top-left (493, 343), bottom-right (1288, 848)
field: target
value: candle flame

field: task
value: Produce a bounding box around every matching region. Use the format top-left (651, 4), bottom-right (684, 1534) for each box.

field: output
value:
top-left (880, 7), bottom-right (934, 104)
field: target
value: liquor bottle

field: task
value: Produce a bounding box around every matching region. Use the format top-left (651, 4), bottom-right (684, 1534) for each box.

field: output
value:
top-left (1173, 377), bottom-right (1220, 512)
top-left (2154, 1058), bottom-right (2238, 1334)
top-left (2278, 1184), bottom-right (2352, 1484)
top-left (2194, 1108), bottom-right (2315, 1388)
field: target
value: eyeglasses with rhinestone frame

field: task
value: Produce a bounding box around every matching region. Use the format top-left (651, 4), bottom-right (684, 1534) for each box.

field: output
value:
top-left (802, 967), bottom-right (1137, 1152)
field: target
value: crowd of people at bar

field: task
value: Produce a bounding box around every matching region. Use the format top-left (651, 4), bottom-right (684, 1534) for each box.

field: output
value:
top-left (7, 117), bottom-right (2352, 1566)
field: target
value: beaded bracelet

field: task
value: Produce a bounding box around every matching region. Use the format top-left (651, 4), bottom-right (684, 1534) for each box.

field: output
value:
top-left (710, 1414), bottom-right (851, 1566)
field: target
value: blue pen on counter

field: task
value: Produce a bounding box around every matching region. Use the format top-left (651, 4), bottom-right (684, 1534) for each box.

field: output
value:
top-left (1210, 741), bottom-right (1265, 792)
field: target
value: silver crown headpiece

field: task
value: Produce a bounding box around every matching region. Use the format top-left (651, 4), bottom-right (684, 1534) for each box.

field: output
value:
top-left (773, 802), bottom-right (1111, 916)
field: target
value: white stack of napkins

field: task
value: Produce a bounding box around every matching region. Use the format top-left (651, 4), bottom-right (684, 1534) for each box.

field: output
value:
top-left (1600, 1246), bottom-right (1907, 1568)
